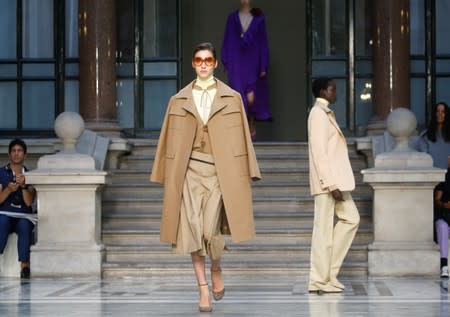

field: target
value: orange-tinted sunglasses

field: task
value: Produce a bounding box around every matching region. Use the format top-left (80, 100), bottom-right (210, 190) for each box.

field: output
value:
top-left (192, 57), bottom-right (216, 67)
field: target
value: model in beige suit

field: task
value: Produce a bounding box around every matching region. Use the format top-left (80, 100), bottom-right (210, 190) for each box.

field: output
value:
top-left (308, 77), bottom-right (360, 294)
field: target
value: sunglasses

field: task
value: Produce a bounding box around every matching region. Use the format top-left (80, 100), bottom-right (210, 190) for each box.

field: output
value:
top-left (192, 57), bottom-right (216, 67)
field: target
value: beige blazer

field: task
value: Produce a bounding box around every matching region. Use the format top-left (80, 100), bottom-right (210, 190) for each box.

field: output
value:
top-left (150, 79), bottom-right (261, 244)
top-left (307, 99), bottom-right (355, 196)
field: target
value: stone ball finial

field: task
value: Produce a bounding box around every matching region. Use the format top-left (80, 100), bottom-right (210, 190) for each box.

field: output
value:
top-left (54, 111), bottom-right (85, 153)
top-left (386, 107), bottom-right (417, 152)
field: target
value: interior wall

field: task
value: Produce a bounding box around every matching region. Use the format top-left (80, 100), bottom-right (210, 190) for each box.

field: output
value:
top-left (181, 0), bottom-right (308, 141)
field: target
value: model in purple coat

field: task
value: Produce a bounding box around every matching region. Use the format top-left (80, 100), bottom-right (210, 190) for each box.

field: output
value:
top-left (221, 0), bottom-right (272, 140)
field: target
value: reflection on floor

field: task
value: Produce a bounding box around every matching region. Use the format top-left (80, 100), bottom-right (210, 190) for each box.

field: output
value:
top-left (0, 275), bottom-right (449, 316)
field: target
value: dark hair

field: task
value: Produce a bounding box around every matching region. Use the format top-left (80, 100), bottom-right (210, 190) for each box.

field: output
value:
top-left (251, 7), bottom-right (262, 16)
top-left (8, 138), bottom-right (27, 154)
top-left (312, 77), bottom-right (333, 98)
top-left (426, 101), bottom-right (450, 142)
top-left (192, 42), bottom-right (217, 60)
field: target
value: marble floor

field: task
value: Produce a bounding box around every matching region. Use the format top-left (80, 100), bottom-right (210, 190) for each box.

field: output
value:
top-left (0, 274), bottom-right (449, 317)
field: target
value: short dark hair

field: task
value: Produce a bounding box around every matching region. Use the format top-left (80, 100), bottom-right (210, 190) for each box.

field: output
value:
top-left (192, 42), bottom-right (217, 60)
top-left (312, 77), bottom-right (333, 98)
top-left (9, 138), bottom-right (27, 154)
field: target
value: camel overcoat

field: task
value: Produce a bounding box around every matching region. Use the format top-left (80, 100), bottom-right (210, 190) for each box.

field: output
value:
top-left (150, 79), bottom-right (261, 244)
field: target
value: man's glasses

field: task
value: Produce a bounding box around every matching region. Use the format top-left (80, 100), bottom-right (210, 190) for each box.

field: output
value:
top-left (192, 57), bottom-right (216, 67)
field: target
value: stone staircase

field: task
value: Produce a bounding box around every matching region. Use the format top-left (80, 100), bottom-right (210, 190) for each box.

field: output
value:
top-left (101, 140), bottom-right (373, 278)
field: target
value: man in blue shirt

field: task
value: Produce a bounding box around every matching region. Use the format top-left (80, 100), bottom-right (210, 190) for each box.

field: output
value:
top-left (0, 138), bottom-right (36, 278)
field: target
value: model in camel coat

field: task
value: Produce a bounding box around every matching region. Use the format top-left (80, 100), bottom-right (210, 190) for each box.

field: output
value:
top-left (150, 79), bottom-right (261, 244)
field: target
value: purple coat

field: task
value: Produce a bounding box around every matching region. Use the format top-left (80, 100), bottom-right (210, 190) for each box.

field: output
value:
top-left (221, 9), bottom-right (272, 121)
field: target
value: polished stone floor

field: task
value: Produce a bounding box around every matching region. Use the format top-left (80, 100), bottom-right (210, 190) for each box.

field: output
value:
top-left (0, 274), bottom-right (449, 316)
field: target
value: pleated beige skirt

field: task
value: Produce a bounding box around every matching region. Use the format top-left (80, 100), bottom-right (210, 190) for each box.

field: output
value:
top-left (172, 151), bottom-right (226, 260)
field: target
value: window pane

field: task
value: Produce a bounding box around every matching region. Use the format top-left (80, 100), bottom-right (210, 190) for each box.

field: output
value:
top-left (65, 0), bottom-right (78, 58)
top-left (117, 62), bottom-right (135, 77)
top-left (0, 0), bottom-right (16, 58)
top-left (311, 61), bottom-right (347, 77)
top-left (410, 60), bottom-right (425, 74)
top-left (410, 0), bottom-right (425, 55)
top-left (312, 0), bottom-right (347, 57)
top-left (143, 0), bottom-right (177, 58)
top-left (65, 80), bottom-right (79, 112)
top-left (355, 79), bottom-right (373, 132)
top-left (436, 78), bottom-right (450, 108)
top-left (0, 82), bottom-right (17, 129)
top-left (355, 0), bottom-right (373, 56)
top-left (355, 61), bottom-right (372, 75)
top-left (23, 0), bottom-right (54, 58)
top-left (436, 0), bottom-right (450, 55)
top-left (436, 60), bottom-right (450, 75)
top-left (65, 63), bottom-right (79, 77)
top-left (116, 80), bottom-right (135, 128)
top-left (0, 64), bottom-right (17, 78)
top-left (144, 80), bottom-right (176, 129)
top-left (116, 0), bottom-right (135, 60)
top-left (144, 62), bottom-right (177, 77)
top-left (333, 79), bottom-right (347, 128)
top-left (23, 64), bottom-right (55, 77)
top-left (410, 78), bottom-right (426, 127)
top-left (22, 82), bottom-right (55, 129)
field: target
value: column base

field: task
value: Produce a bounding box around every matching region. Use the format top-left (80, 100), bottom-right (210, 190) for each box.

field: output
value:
top-left (368, 241), bottom-right (439, 276)
top-left (31, 242), bottom-right (104, 278)
top-left (85, 120), bottom-right (122, 138)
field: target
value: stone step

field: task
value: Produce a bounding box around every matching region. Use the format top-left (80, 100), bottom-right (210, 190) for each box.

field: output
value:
top-left (102, 210), bottom-right (372, 230)
top-left (103, 244), bottom-right (368, 263)
top-left (124, 140), bottom-right (362, 157)
top-left (102, 228), bottom-right (373, 246)
top-left (102, 260), bottom-right (368, 278)
top-left (102, 140), bottom-right (371, 277)
top-left (101, 181), bottom-right (373, 199)
top-left (126, 140), bottom-right (311, 156)
top-left (117, 154), bottom-right (368, 170)
top-left (102, 195), bottom-right (373, 213)
top-left (106, 167), bottom-right (368, 184)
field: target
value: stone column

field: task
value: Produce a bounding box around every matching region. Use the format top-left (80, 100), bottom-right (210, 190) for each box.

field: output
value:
top-left (362, 108), bottom-right (445, 276)
top-left (78, 0), bottom-right (120, 136)
top-left (367, 0), bottom-right (410, 135)
top-left (26, 112), bottom-right (106, 278)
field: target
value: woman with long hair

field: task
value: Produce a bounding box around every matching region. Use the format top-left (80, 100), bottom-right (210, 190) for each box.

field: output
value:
top-left (419, 102), bottom-right (450, 278)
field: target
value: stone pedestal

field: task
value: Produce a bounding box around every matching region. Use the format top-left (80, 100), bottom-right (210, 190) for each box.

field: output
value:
top-left (362, 108), bottom-right (446, 276)
top-left (363, 169), bottom-right (444, 276)
top-left (26, 112), bottom-right (106, 278)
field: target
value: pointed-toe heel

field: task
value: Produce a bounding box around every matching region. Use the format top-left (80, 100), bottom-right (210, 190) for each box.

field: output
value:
top-left (198, 283), bottom-right (213, 312)
top-left (211, 268), bottom-right (225, 301)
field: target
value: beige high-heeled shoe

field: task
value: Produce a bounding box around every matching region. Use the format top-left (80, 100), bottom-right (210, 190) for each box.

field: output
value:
top-left (211, 268), bottom-right (225, 301)
top-left (198, 283), bottom-right (212, 312)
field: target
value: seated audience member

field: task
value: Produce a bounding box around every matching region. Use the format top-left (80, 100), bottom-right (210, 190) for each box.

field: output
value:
top-left (417, 102), bottom-right (450, 169)
top-left (0, 138), bottom-right (36, 279)
top-left (435, 158), bottom-right (450, 278)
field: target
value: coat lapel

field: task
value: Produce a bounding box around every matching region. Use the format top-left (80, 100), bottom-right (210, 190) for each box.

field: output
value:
top-left (315, 100), bottom-right (344, 137)
top-left (174, 81), bottom-right (199, 118)
top-left (208, 79), bottom-right (235, 120)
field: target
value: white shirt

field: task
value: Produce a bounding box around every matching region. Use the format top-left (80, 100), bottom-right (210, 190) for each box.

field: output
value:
top-left (192, 76), bottom-right (217, 124)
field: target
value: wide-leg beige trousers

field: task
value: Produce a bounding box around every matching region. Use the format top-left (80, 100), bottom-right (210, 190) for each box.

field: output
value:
top-left (309, 191), bottom-right (360, 290)
top-left (172, 151), bottom-right (226, 260)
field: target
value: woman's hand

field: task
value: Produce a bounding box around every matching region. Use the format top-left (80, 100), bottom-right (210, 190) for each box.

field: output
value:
top-left (331, 189), bottom-right (345, 202)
